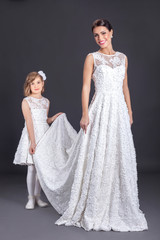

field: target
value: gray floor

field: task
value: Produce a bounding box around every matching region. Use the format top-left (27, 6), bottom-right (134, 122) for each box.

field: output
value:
top-left (0, 172), bottom-right (159, 240)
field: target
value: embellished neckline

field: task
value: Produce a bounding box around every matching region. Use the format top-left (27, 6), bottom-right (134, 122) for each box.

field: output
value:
top-left (97, 51), bottom-right (118, 56)
top-left (29, 96), bottom-right (44, 100)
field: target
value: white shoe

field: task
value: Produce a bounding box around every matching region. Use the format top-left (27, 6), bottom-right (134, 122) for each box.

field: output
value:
top-left (35, 195), bottom-right (48, 207)
top-left (25, 196), bottom-right (35, 210)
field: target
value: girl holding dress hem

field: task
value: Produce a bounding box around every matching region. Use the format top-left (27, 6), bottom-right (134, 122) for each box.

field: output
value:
top-left (13, 71), bottom-right (63, 209)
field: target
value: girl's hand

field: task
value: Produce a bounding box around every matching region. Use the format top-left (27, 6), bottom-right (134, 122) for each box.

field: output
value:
top-left (80, 114), bottom-right (89, 134)
top-left (29, 142), bottom-right (36, 155)
top-left (52, 112), bottom-right (63, 122)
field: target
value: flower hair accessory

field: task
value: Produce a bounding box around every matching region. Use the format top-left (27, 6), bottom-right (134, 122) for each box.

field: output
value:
top-left (38, 70), bottom-right (46, 81)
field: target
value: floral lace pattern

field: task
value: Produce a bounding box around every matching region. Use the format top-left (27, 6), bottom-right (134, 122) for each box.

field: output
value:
top-left (93, 51), bottom-right (125, 69)
top-left (26, 96), bottom-right (49, 109)
top-left (32, 51), bottom-right (148, 231)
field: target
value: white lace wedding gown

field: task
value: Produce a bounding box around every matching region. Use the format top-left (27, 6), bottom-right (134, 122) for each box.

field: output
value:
top-left (33, 51), bottom-right (148, 232)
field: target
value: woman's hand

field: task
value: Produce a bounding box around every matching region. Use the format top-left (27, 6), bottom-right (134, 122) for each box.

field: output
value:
top-left (80, 114), bottom-right (89, 134)
top-left (52, 112), bottom-right (63, 122)
top-left (129, 111), bottom-right (133, 126)
top-left (29, 142), bottom-right (36, 155)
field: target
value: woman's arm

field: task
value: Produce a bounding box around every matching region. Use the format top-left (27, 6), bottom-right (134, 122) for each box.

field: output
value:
top-left (80, 54), bottom-right (94, 133)
top-left (123, 55), bottom-right (133, 125)
top-left (21, 99), bottom-right (36, 154)
top-left (46, 100), bottom-right (63, 124)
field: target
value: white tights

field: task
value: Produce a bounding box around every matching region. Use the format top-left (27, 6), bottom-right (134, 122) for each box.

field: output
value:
top-left (26, 165), bottom-right (41, 198)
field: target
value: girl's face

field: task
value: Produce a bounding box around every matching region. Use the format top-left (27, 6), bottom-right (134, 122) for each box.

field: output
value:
top-left (30, 76), bottom-right (44, 95)
top-left (93, 26), bottom-right (113, 48)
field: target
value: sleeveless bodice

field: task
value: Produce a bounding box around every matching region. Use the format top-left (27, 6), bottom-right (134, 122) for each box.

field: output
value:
top-left (24, 96), bottom-right (49, 145)
top-left (25, 96), bottom-right (49, 124)
top-left (91, 51), bottom-right (126, 94)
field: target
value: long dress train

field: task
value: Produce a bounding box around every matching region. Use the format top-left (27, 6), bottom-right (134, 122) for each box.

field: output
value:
top-left (33, 51), bottom-right (148, 231)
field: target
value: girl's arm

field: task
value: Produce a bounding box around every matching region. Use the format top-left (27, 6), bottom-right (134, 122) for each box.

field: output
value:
top-left (80, 54), bottom-right (94, 133)
top-left (21, 99), bottom-right (36, 154)
top-left (46, 100), bottom-right (63, 124)
top-left (123, 55), bottom-right (133, 125)
top-left (46, 100), bottom-right (51, 124)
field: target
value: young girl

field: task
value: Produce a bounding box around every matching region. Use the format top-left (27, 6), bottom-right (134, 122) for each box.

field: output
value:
top-left (13, 71), bottom-right (62, 209)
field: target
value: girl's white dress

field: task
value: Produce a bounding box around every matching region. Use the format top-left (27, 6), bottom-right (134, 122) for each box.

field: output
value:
top-left (30, 51), bottom-right (148, 231)
top-left (13, 96), bottom-right (50, 165)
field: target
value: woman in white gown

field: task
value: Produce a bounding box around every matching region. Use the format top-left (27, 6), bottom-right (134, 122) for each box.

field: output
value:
top-left (33, 19), bottom-right (148, 231)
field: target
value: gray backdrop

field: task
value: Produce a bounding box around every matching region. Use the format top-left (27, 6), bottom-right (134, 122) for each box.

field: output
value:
top-left (0, 0), bottom-right (159, 174)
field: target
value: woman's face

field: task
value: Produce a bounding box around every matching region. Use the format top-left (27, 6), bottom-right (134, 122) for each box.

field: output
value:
top-left (30, 76), bottom-right (44, 95)
top-left (93, 26), bottom-right (113, 48)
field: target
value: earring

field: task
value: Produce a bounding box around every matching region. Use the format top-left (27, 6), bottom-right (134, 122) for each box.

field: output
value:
top-left (111, 36), bottom-right (113, 38)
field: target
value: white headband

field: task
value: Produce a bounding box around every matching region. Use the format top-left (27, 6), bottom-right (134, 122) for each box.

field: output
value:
top-left (38, 70), bottom-right (46, 81)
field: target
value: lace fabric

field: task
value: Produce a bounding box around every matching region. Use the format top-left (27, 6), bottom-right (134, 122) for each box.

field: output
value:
top-left (31, 51), bottom-right (148, 231)
top-left (26, 96), bottom-right (49, 109)
top-left (92, 51), bottom-right (125, 69)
